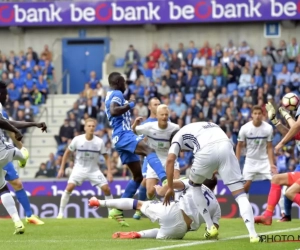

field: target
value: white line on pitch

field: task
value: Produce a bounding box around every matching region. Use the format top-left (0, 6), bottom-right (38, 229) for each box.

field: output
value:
top-left (141, 227), bottom-right (300, 250)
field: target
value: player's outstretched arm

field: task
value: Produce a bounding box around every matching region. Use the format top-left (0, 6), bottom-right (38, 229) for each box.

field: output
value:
top-left (7, 121), bottom-right (47, 132)
top-left (155, 180), bottom-right (185, 196)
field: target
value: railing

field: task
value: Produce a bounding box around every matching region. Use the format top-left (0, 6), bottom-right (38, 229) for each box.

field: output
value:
top-left (50, 69), bottom-right (70, 122)
top-left (24, 106), bottom-right (49, 175)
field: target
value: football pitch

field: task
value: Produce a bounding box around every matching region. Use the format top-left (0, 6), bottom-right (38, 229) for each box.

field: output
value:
top-left (0, 218), bottom-right (300, 250)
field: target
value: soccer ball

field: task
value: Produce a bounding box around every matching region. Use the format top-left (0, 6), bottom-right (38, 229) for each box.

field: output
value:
top-left (282, 93), bottom-right (300, 111)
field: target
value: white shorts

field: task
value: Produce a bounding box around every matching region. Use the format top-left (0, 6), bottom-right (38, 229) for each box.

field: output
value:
top-left (0, 147), bottom-right (24, 169)
top-left (243, 158), bottom-right (272, 181)
top-left (146, 161), bottom-right (180, 180)
top-left (68, 169), bottom-right (108, 187)
top-left (0, 169), bottom-right (6, 189)
top-left (190, 140), bottom-right (244, 192)
top-left (141, 201), bottom-right (187, 239)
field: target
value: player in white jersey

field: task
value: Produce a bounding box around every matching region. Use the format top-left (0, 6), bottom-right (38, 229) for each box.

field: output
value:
top-left (88, 176), bottom-right (220, 240)
top-left (236, 105), bottom-right (277, 198)
top-left (56, 118), bottom-right (113, 218)
top-left (132, 104), bottom-right (180, 199)
top-left (163, 122), bottom-right (261, 243)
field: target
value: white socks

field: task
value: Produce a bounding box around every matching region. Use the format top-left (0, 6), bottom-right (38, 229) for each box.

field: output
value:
top-left (235, 193), bottom-right (257, 237)
top-left (138, 229), bottom-right (159, 238)
top-left (100, 198), bottom-right (136, 210)
top-left (58, 190), bottom-right (71, 216)
top-left (191, 186), bottom-right (214, 229)
top-left (104, 195), bottom-right (113, 213)
top-left (1, 193), bottom-right (21, 223)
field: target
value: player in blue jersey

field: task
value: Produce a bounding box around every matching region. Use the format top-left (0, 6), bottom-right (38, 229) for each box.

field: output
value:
top-left (132, 97), bottom-right (160, 220)
top-left (1, 109), bottom-right (46, 225)
top-left (105, 72), bottom-right (167, 226)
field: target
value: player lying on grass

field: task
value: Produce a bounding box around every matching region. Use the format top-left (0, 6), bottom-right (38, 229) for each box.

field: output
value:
top-left (89, 176), bottom-right (220, 240)
top-left (255, 102), bottom-right (300, 225)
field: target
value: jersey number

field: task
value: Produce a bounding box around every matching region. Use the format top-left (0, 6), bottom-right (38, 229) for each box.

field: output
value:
top-left (204, 191), bottom-right (213, 206)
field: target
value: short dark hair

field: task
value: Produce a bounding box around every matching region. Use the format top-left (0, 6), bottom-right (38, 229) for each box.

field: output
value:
top-left (169, 130), bottom-right (179, 144)
top-left (108, 72), bottom-right (121, 86)
top-left (251, 105), bottom-right (263, 113)
top-left (0, 81), bottom-right (6, 89)
top-left (203, 175), bottom-right (217, 191)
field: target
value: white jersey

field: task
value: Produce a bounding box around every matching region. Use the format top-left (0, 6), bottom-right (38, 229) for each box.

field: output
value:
top-left (68, 134), bottom-right (106, 173)
top-left (0, 103), bottom-right (14, 152)
top-left (135, 121), bottom-right (179, 162)
top-left (177, 179), bottom-right (220, 231)
top-left (169, 122), bottom-right (229, 155)
top-left (238, 121), bottom-right (273, 160)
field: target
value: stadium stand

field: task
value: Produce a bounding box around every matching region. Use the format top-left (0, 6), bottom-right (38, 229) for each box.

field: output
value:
top-left (32, 39), bottom-right (300, 179)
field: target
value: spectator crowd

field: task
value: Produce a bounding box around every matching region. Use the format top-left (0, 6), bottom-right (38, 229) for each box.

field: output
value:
top-left (35, 38), bottom-right (300, 179)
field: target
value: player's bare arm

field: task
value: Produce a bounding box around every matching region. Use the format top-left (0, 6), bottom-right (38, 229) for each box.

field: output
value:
top-left (103, 153), bottom-right (113, 182)
top-left (6, 131), bottom-right (23, 149)
top-left (163, 153), bottom-right (176, 206)
top-left (267, 141), bottom-right (277, 174)
top-left (0, 117), bottom-right (23, 141)
top-left (110, 100), bottom-right (134, 117)
top-left (57, 148), bottom-right (71, 178)
top-left (7, 121), bottom-right (47, 132)
top-left (275, 116), bottom-right (300, 153)
top-left (235, 141), bottom-right (244, 160)
top-left (155, 179), bottom-right (185, 196)
top-left (132, 117), bottom-right (144, 134)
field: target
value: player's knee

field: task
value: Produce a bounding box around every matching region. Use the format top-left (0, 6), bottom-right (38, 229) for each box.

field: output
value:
top-left (101, 185), bottom-right (111, 195)
top-left (285, 190), bottom-right (293, 200)
top-left (133, 175), bottom-right (143, 184)
top-left (147, 189), bottom-right (155, 199)
top-left (271, 174), bottom-right (285, 185)
top-left (9, 179), bottom-right (23, 190)
top-left (0, 184), bottom-right (9, 195)
top-left (66, 183), bottom-right (75, 193)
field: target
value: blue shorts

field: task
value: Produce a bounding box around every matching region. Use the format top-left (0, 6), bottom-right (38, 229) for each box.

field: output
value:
top-left (3, 162), bottom-right (19, 181)
top-left (142, 157), bottom-right (148, 178)
top-left (114, 131), bottom-right (142, 164)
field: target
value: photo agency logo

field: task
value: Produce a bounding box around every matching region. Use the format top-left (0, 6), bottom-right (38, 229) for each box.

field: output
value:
top-left (259, 234), bottom-right (300, 243)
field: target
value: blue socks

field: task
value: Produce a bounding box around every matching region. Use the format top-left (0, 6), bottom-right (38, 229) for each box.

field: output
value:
top-left (146, 152), bottom-right (166, 182)
top-left (122, 180), bottom-right (140, 198)
top-left (138, 185), bottom-right (147, 201)
top-left (15, 189), bottom-right (32, 217)
top-left (284, 195), bottom-right (293, 217)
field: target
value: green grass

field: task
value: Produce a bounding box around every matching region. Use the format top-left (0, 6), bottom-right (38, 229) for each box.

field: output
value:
top-left (0, 218), bottom-right (300, 250)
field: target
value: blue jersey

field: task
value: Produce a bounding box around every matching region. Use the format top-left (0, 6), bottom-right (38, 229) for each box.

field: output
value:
top-left (105, 90), bottom-right (132, 136)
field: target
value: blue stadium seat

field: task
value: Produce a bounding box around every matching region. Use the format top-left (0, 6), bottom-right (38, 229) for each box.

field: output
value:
top-left (287, 62), bottom-right (296, 72)
top-left (114, 58), bottom-right (125, 68)
top-left (185, 94), bottom-right (194, 105)
top-left (18, 105), bottom-right (25, 110)
top-left (31, 105), bottom-right (39, 115)
top-left (140, 57), bottom-right (147, 66)
top-left (144, 69), bottom-right (152, 79)
top-left (227, 83), bottom-right (237, 94)
top-left (273, 63), bottom-right (283, 73)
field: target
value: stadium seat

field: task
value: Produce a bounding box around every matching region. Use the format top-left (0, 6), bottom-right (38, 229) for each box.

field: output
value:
top-left (140, 57), bottom-right (147, 66)
top-left (273, 63), bottom-right (283, 73)
top-left (287, 62), bottom-right (296, 72)
top-left (227, 83), bottom-right (238, 94)
top-left (144, 69), bottom-right (152, 79)
top-left (31, 105), bottom-right (39, 115)
top-left (18, 105), bottom-right (25, 110)
top-left (114, 58), bottom-right (125, 68)
top-left (185, 94), bottom-right (194, 105)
